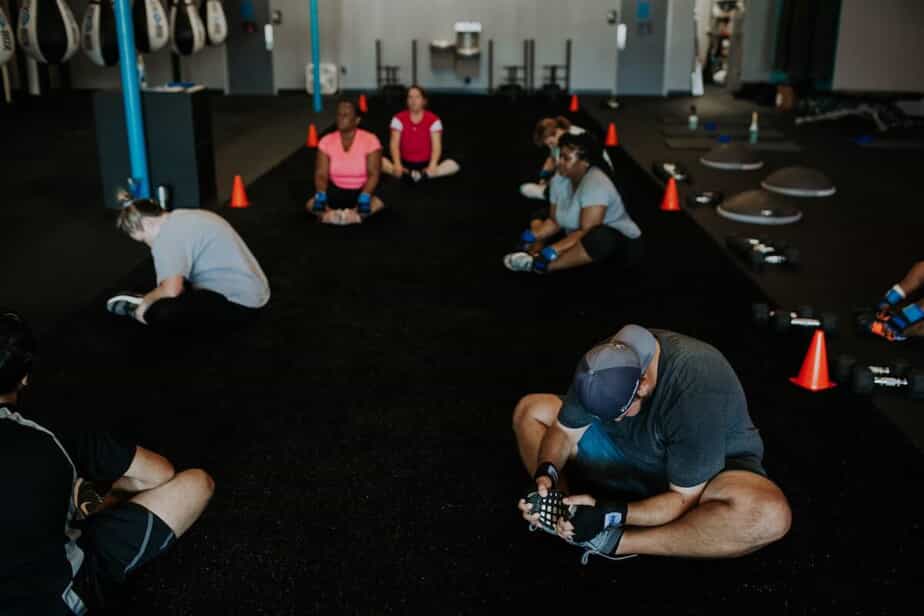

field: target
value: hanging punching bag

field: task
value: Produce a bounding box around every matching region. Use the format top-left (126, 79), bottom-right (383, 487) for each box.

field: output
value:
top-left (133, 0), bottom-right (168, 53)
top-left (81, 0), bottom-right (118, 66)
top-left (17, 0), bottom-right (81, 64)
top-left (1, 7), bottom-right (15, 66)
top-left (169, 0), bottom-right (204, 56)
top-left (199, 0), bottom-right (226, 45)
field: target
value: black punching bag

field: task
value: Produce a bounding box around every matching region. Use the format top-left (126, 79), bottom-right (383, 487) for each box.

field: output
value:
top-left (1, 7), bottom-right (15, 66)
top-left (133, 0), bottom-right (169, 54)
top-left (17, 0), bottom-right (81, 64)
top-left (199, 0), bottom-right (226, 46)
top-left (169, 0), bottom-right (204, 56)
top-left (81, 0), bottom-right (118, 66)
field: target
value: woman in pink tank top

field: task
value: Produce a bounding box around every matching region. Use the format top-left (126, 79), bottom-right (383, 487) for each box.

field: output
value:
top-left (381, 85), bottom-right (461, 184)
top-left (306, 99), bottom-right (385, 225)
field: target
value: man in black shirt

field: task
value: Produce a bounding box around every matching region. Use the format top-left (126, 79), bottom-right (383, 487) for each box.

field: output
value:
top-left (0, 311), bottom-right (215, 615)
top-left (514, 324), bottom-right (790, 561)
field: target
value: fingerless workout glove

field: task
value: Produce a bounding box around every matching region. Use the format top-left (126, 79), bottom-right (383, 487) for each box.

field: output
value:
top-left (358, 192), bottom-right (372, 215)
top-left (569, 500), bottom-right (628, 543)
top-left (312, 192), bottom-right (327, 212)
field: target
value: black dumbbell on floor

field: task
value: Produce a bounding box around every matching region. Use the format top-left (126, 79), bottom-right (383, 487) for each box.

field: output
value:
top-left (726, 236), bottom-right (799, 272)
top-left (834, 355), bottom-right (924, 399)
top-left (752, 303), bottom-right (838, 335)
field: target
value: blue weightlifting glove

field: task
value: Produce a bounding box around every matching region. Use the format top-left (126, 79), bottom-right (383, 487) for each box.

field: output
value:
top-left (886, 303), bottom-right (924, 333)
top-left (568, 499), bottom-right (628, 543)
top-left (877, 284), bottom-right (906, 316)
top-left (312, 191), bottom-right (327, 213)
top-left (518, 229), bottom-right (537, 251)
top-left (532, 246), bottom-right (559, 274)
top-left (357, 192), bottom-right (372, 216)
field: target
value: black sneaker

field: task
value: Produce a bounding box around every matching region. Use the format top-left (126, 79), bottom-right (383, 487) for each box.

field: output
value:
top-left (106, 292), bottom-right (142, 317)
top-left (72, 478), bottom-right (105, 520)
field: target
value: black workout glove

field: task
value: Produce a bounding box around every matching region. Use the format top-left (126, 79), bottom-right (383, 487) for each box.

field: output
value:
top-left (534, 462), bottom-right (560, 489)
top-left (569, 500), bottom-right (628, 543)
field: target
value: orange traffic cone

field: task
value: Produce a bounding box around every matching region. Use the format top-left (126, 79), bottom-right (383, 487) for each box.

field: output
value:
top-left (605, 122), bottom-right (619, 147)
top-left (306, 123), bottom-right (318, 148)
top-left (659, 177), bottom-right (680, 211)
top-left (230, 175), bottom-right (250, 209)
top-left (358, 94), bottom-right (368, 113)
top-left (568, 94), bottom-right (579, 112)
top-left (789, 330), bottom-right (837, 391)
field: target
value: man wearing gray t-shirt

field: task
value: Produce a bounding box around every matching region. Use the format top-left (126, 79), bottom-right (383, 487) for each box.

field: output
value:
top-left (107, 200), bottom-right (270, 332)
top-left (513, 324), bottom-right (791, 563)
top-left (505, 132), bottom-right (642, 274)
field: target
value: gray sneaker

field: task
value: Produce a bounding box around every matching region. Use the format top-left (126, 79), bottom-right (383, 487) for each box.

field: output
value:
top-left (573, 525), bottom-right (636, 565)
top-left (106, 292), bottom-right (142, 317)
top-left (503, 252), bottom-right (535, 272)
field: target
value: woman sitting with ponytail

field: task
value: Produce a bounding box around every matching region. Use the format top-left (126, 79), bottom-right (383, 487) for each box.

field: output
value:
top-left (520, 116), bottom-right (613, 200)
top-left (504, 132), bottom-right (641, 274)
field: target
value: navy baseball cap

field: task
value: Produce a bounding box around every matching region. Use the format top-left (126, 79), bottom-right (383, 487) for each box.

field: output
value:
top-left (572, 325), bottom-right (657, 421)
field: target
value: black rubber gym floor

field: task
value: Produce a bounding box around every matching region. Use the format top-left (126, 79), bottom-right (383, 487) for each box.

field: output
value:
top-left (15, 94), bottom-right (924, 613)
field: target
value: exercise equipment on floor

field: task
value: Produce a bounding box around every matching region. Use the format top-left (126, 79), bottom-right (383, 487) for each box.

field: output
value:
top-left (761, 166), bottom-right (835, 197)
top-left (717, 190), bottom-right (803, 226)
top-left (726, 235), bottom-right (799, 271)
top-left (834, 355), bottom-right (924, 400)
top-left (686, 191), bottom-right (723, 208)
top-left (652, 161), bottom-right (691, 184)
top-left (752, 303), bottom-right (837, 335)
top-left (700, 142), bottom-right (764, 171)
top-left (790, 330), bottom-right (836, 392)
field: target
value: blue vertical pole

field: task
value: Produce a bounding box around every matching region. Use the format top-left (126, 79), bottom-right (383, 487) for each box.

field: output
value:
top-left (113, 0), bottom-right (151, 198)
top-left (310, 0), bottom-right (322, 112)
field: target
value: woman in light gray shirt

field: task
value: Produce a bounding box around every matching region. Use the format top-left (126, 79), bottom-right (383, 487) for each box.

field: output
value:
top-left (505, 132), bottom-right (641, 274)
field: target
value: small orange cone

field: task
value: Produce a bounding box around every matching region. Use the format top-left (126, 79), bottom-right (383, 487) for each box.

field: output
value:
top-left (789, 330), bottom-right (837, 391)
top-left (230, 175), bottom-right (250, 209)
top-left (659, 177), bottom-right (681, 211)
top-left (306, 123), bottom-right (318, 148)
top-left (605, 122), bottom-right (619, 147)
top-left (358, 94), bottom-right (368, 113)
top-left (569, 94), bottom-right (579, 112)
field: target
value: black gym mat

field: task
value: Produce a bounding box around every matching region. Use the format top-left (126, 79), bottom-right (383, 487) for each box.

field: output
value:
top-left (856, 139), bottom-right (924, 150)
top-left (662, 126), bottom-right (785, 139)
top-left (665, 137), bottom-right (803, 152)
top-left (18, 95), bottom-right (924, 613)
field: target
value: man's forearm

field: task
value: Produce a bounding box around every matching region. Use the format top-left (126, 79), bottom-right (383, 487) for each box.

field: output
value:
top-left (535, 427), bottom-right (573, 475)
top-left (551, 229), bottom-right (589, 253)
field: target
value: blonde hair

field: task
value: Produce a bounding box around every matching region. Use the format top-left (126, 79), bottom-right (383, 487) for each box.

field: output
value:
top-left (115, 189), bottom-right (164, 235)
top-left (533, 116), bottom-right (572, 146)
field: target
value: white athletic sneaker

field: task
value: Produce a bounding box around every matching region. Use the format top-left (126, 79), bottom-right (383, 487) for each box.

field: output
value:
top-left (503, 252), bottom-right (535, 272)
top-left (519, 182), bottom-right (548, 200)
top-left (105, 292), bottom-right (143, 317)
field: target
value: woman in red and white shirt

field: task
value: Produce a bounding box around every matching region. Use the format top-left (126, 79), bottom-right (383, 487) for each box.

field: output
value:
top-left (382, 85), bottom-right (460, 183)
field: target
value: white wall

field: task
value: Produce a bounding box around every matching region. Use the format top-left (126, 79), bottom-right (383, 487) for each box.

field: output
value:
top-left (332, 0), bottom-right (622, 93)
top-left (271, 0), bottom-right (340, 91)
top-left (833, 0), bottom-right (924, 93)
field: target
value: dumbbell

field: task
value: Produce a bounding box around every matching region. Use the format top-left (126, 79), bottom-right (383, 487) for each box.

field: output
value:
top-left (752, 303), bottom-right (838, 335)
top-left (687, 191), bottom-right (724, 209)
top-left (834, 355), bottom-right (924, 399)
top-left (726, 236), bottom-right (798, 271)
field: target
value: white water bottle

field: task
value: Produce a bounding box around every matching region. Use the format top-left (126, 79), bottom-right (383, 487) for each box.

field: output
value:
top-left (688, 105), bottom-right (698, 130)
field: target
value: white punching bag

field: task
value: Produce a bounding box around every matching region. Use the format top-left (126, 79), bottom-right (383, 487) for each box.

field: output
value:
top-left (199, 0), bottom-right (226, 46)
top-left (133, 0), bottom-right (168, 54)
top-left (1, 7), bottom-right (16, 66)
top-left (169, 0), bottom-right (204, 56)
top-left (17, 0), bottom-right (81, 64)
top-left (81, 0), bottom-right (118, 66)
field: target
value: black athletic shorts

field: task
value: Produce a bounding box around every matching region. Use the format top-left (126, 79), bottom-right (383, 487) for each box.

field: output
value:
top-left (326, 183), bottom-right (364, 209)
top-left (527, 207), bottom-right (643, 265)
top-left (76, 502), bottom-right (175, 584)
